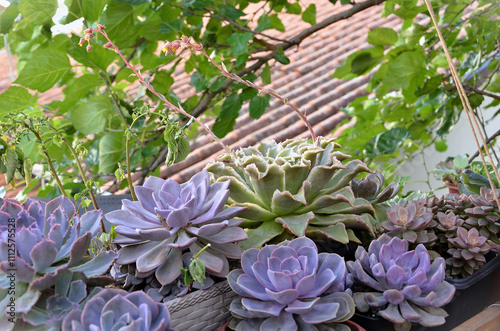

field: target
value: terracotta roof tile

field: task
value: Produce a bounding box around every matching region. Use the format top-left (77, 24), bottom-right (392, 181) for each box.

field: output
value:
top-left (1, 0), bottom-right (410, 198)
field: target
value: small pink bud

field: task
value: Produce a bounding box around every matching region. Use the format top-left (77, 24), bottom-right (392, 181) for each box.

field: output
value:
top-left (97, 24), bottom-right (105, 31)
top-left (161, 41), bottom-right (171, 54)
top-left (84, 27), bottom-right (93, 34)
top-left (171, 41), bottom-right (180, 51)
top-left (181, 35), bottom-right (190, 44)
top-left (86, 45), bottom-right (93, 52)
top-left (78, 38), bottom-right (85, 46)
top-left (104, 42), bottom-right (113, 49)
top-left (84, 33), bottom-right (93, 41)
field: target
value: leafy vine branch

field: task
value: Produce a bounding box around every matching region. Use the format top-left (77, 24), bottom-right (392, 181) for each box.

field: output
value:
top-left (190, 0), bottom-right (386, 118)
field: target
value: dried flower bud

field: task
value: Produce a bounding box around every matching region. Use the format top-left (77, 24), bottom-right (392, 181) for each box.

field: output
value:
top-left (181, 35), bottom-right (190, 44)
top-left (84, 27), bottom-right (93, 34)
top-left (78, 38), bottom-right (85, 46)
top-left (97, 24), bottom-right (105, 31)
top-left (86, 45), bottom-right (93, 52)
top-left (193, 43), bottom-right (203, 51)
top-left (104, 42), bottom-right (113, 49)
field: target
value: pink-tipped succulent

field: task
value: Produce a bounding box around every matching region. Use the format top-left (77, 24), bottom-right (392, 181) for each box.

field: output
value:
top-left (381, 202), bottom-right (437, 245)
top-left (447, 227), bottom-right (492, 277)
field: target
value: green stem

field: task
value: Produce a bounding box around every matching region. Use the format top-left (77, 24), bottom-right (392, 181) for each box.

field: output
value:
top-left (25, 125), bottom-right (67, 198)
top-left (193, 243), bottom-right (211, 259)
top-left (125, 136), bottom-right (137, 201)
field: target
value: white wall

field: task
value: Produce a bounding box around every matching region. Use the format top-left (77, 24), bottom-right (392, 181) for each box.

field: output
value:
top-left (397, 97), bottom-right (500, 197)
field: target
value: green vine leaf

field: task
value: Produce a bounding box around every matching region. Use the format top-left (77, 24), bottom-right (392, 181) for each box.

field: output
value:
top-left (15, 49), bottom-right (71, 92)
top-left (19, 0), bottom-right (57, 26)
top-left (99, 132), bottom-right (125, 174)
top-left (0, 86), bottom-right (34, 116)
top-left (70, 95), bottom-right (113, 135)
top-left (302, 4), bottom-right (316, 25)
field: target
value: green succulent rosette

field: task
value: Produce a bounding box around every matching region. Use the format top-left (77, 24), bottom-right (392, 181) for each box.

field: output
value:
top-left (205, 137), bottom-right (377, 249)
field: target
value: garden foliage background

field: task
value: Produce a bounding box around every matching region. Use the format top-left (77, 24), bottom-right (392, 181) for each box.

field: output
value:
top-left (0, 0), bottom-right (499, 201)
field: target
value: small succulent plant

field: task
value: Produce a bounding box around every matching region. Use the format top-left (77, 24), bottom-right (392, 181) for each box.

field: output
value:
top-left (62, 288), bottom-right (174, 331)
top-left (206, 137), bottom-right (376, 249)
top-left (227, 237), bottom-right (355, 330)
top-left (347, 234), bottom-right (455, 330)
top-left (436, 211), bottom-right (464, 241)
top-left (106, 171), bottom-right (247, 287)
top-left (0, 197), bottom-right (117, 329)
top-left (464, 188), bottom-right (500, 242)
top-left (381, 202), bottom-right (437, 245)
top-left (447, 227), bottom-right (492, 277)
top-left (351, 171), bottom-right (399, 204)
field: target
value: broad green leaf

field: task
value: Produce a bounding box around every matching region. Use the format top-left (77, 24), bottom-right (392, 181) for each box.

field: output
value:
top-left (213, 93), bottom-right (242, 138)
top-left (434, 139), bottom-right (448, 152)
top-left (114, 0), bottom-right (148, 5)
top-left (227, 32), bottom-right (253, 56)
top-left (19, 0), bottom-right (57, 25)
top-left (0, 86), bottom-right (33, 116)
top-left (486, 73), bottom-right (500, 93)
top-left (67, 35), bottom-right (115, 72)
top-left (70, 95), bottom-right (113, 135)
top-left (286, 2), bottom-right (302, 14)
top-left (82, 0), bottom-right (107, 21)
top-left (190, 72), bottom-right (209, 92)
top-left (5, 148), bottom-right (19, 184)
top-left (261, 62), bottom-right (271, 85)
top-left (383, 51), bottom-right (426, 90)
top-left (99, 132), bottom-right (124, 174)
top-left (367, 27), bottom-right (398, 46)
top-left (100, 3), bottom-right (135, 47)
top-left (333, 47), bottom-right (384, 79)
top-left (147, 71), bottom-right (174, 100)
top-left (59, 74), bottom-right (101, 113)
top-left (15, 49), bottom-right (71, 92)
top-left (369, 127), bottom-right (410, 156)
top-left (62, 0), bottom-right (82, 24)
top-left (269, 14), bottom-right (285, 32)
top-left (256, 14), bottom-right (272, 32)
top-left (274, 46), bottom-right (290, 65)
top-left (302, 4), bottom-right (316, 25)
top-left (218, 4), bottom-right (245, 20)
top-left (0, 2), bottom-right (19, 34)
top-left (249, 94), bottom-right (271, 119)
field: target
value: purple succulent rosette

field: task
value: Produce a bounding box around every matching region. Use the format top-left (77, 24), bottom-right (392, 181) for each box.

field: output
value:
top-left (0, 197), bottom-right (117, 329)
top-left (106, 171), bottom-right (247, 286)
top-left (347, 234), bottom-right (455, 329)
top-left (227, 237), bottom-right (355, 330)
top-left (62, 288), bottom-right (174, 331)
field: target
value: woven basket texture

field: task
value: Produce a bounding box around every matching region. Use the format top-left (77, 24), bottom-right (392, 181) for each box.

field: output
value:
top-left (166, 280), bottom-right (237, 331)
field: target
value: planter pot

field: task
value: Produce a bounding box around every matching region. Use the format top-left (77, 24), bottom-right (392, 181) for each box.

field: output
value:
top-left (443, 181), bottom-right (460, 194)
top-left (166, 280), bottom-right (238, 331)
top-left (217, 320), bottom-right (365, 331)
top-left (351, 253), bottom-right (500, 331)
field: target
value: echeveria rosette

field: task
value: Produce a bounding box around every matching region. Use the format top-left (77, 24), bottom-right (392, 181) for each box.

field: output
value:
top-left (446, 227), bottom-right (492, 277)
top-left (227, 237), bottom-right (355, 330)
top-left (347, 234), bottom-right (455, 330)
top-left (381, 202), bottom-right (437, 246)
top-left (0, 197), bottom-right (117, 330)
top-left (206, 137), bottom-right (376, 249)
top-left (106, 171), bottom-right (247, 287)
top-left (351, 171), bottom-right (399, 204)
top-left (464, 187), bottom-right (500, 243)
top-left (62, 288), bottom-right (174, 331)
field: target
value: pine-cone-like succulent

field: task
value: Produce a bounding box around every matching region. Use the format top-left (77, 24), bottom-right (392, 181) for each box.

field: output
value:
top-left (227, 237), bottom-right (355, 330)
top-left (381, 202), bottom-right (437, 245)
top-left (206, 137), bottom-right (376, 249)
top-left (106, 171), bottom-right (247, 287)
top-left (62, 288), bottom-right (174, 331)
top-left (0, 197), bottom-right (117, 329)
top-left (347, 234), bottom-right (455, 330)
top-left (351, 172), bottom-right (399, 204)
top-left (446, 227), bottom-right (492, 277)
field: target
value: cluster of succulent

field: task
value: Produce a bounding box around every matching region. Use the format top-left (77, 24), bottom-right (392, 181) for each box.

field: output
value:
top-left (347, 234), bottom-right (455, 330)
top-left (227, 237), bottom-right (355, 330)
top-left (62, 288), bottom-right (174, 331)
top-left (379, 188), bottom-right (500, 278)
top-left (0, 197), bottom-right (117, 329)
top-left (206, 137), bottom-right (378, 249)
top-left (106, 171), bottom-right (247, 289)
